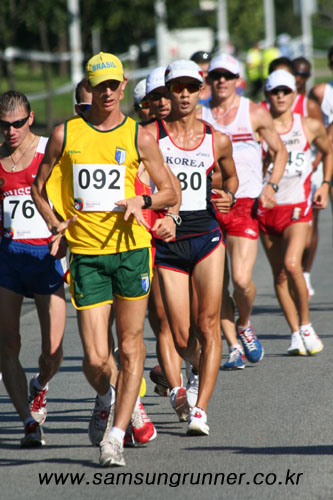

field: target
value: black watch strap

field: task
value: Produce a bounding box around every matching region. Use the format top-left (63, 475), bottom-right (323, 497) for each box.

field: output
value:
top-left (267, 181), bottom-right (279, 192)
top-left (142, 194), bottom-right (152, 209)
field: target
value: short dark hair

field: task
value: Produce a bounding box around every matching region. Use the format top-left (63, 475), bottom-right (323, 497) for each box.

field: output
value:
top-left (190, 51), bottom-right (212, 64)
top-left (292, 57), bottom-right (311, 75)
top-left (268, 57), bottom-right (293, 74)
top-left (328, 45), bottom-right (333, 61)
top-left (75, 78), bottom-right (89, 104)
top-left (0, 90), bottom-right (31, 116)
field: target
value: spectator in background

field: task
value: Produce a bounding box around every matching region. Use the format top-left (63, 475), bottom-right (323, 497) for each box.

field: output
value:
top-left (261, 44), bottom-right (281, 80)
top-left (246, 42), bottom-right (263, 99)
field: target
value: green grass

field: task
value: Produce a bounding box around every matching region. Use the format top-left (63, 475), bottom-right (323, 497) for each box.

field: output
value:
top-left (0, 61), bottom-right (136, 135)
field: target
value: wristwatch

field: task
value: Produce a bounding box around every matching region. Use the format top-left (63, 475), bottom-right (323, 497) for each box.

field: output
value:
top-left (267, 181), bottom-right (279, 192)
top-left (142, 194), bottom-right (152, 209)
top-left (226, 191), bottom-right (237, 208)
top-left (165, 212), bottom-right (182, 225)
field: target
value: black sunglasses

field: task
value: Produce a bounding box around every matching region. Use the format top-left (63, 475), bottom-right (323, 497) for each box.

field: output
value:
top-left (148, 91), bottom-right (169, 101)
top-left (0, 115), bottom-right (30, 130)
top-left (168, 82), bottom-right (201, 94)
top-left (77, 103), bottom-right (91, 113)
top-left (209, 71), bottom-right (238, 81)
top-left (294, 71), bottom-right (311, 78)
top-left (269, 87), bottom-right (293, 96)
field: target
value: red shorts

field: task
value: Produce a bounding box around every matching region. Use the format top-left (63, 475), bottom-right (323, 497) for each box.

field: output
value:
top-left (257, 200), bottom-right (312, 237)
top-left (212, 196), bottom-right (259, 239)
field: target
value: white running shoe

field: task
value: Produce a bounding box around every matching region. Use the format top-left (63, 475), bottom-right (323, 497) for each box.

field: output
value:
top-left (287, 331), bottom-right (306, 356)
top-left (187, 407), bottom-right (209, 436)
top-left (170, 387), bottom-right (189, 422)
top-left (29, 377), bottom-right (48, 424)
top-left (186, 370), bottom-right (199, 409)
top-left (88, 394), bottom-right (114, 446)
top-left (100, 436), bottom-right (126, 467)
top-left (300, 325), bottom-right (323, 355)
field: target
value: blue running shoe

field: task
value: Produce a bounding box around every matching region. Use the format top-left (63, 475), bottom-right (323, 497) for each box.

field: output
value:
top-left (237, 323), bottom-right (264, 363)
top-left (222, 346), bottom-right (245, 370)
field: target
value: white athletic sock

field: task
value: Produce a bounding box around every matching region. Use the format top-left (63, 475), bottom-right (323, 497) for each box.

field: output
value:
top-left (230, 343), bottom-right (243, 352)
top-left (300, 323), bottom-right (312, 332)
top-left (237, 322), bottom-right (250, 333)
top-left (33, 373), bottom-right (48, 391)
top-left (108, 426), bottom-right (125, 443)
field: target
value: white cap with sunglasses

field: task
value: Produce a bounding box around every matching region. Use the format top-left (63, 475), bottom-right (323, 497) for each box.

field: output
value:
top-left (265, 70), bottom-right (296, 92)
top-left (208, 54), bottom-right (240, 76)
top-left (164, 60), bottom-right (204, 84)
top-left (146, 67), bottom-right (166, 95)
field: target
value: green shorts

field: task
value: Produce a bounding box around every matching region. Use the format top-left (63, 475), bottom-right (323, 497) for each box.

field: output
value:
top-left (69, 248), bottom-right (152, 309)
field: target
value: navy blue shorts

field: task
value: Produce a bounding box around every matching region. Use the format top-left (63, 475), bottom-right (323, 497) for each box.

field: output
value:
top-left (0, 238), bottom-right (64, 298)
top-left (154, 228), bottom-right (223, 275)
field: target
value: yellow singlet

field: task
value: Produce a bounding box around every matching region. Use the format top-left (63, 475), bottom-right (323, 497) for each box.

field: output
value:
top-left (46, 115), bottom-right (151, 254)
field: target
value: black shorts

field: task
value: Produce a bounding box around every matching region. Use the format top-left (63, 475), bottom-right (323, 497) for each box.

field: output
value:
top-left (154, 228), bottom-right (223, 275)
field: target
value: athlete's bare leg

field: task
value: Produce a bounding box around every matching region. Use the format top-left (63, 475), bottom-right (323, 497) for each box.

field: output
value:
top-left (227, 236), bottom-right (258, 327)
top-left (77, 304), bottom-right (113, 397)
top-left (302, 210), bottom-right (319, 273)
top-left (149, 272), bottom-right (182, 389)
top-left (113, 296), bottom-right (148, 430)
top-left (191, 244), bottom-right (225, 411)
top-left (157, 269), bottom-right (200, 370)
top-left (34, 287), bottom-right (66, 387)
top-left (260, 222), bottom-right (310, 332)
top-left (158, 244), bottom-right (224, 412)
top-left (0, 287), bottom-right (28, 421)
top-left (0, 286), bottom-right (65, 422)
top-left (220, 256), bottom-right (238, 347)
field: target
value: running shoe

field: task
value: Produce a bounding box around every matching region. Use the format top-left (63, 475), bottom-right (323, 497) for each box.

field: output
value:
top-left (300, 325), bottom-right (323, 355)
top-left (186, 370), bottom-right (199, 409)
top-left (150, 365), bottom-right (169, 397)
top-left (287, 331), bottom-right (306, 356)
top-left (222, 346), bottom-right (246, 369)
top-left (170, 387), bottom-right (189, 422)
top-left (100, 436), bottom-right (126, 467)
top-left (187, 408), bottom-right (209, 436)
top-left (29, 377), bottom-right (48, 424)
top-left (237, 323), bottom-right (264, 363)
top-left (124, 401), bottom-right (157, 446)
top-left (88, 395), bottom-right (114, 446)
top-left (20, 421), bottom-right (45, 448)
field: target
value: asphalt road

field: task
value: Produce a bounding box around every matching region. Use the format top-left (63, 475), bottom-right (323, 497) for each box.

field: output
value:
top-left (1, 206), bottom-right (332, 500)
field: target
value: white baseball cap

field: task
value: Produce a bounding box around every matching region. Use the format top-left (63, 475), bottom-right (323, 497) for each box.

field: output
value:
top-left (164, 60), bottom-right (204, 84)
top-left (146, 67), bottom-right (166, 95)
top-left (133, 78), bottom-right (147, 105)
top-left (208, 54), bottom-right (240, 76)
top-left (265, 69), bottom-right (296, 91)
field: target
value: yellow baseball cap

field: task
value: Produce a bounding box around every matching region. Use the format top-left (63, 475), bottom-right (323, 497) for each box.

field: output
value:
top-left (86, 52), bottom-right (124, 87)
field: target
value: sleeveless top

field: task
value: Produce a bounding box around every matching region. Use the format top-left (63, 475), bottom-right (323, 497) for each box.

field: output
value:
top-left (321, 81), bottom-right (333, 127)
top-left (201, 97), bottom-right (262, 198)
top-left (263, 113), bottom-right (312, 205)
top-left (155, 119), bottom-right (219, 239)
top-left (0, 136), bottom-right (50, 244)
top-left (46, 115), bottom-right (151, 254)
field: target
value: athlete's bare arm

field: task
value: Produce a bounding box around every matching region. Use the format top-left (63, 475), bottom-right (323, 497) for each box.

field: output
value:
top-left (31, 124), bottom-right (77, 255)
top-left (116, 126), bottom-right (177, 225)
top-left (250, 102), bottom-right (288, 207)
top-left (139, 121), bottom-right (182, 241)
top-left (304, 117), bottom-right (333, 209)
top-left (308, 83), bottom-right (326, 106)
top-left (211, 131), bottom-right (238, 213)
